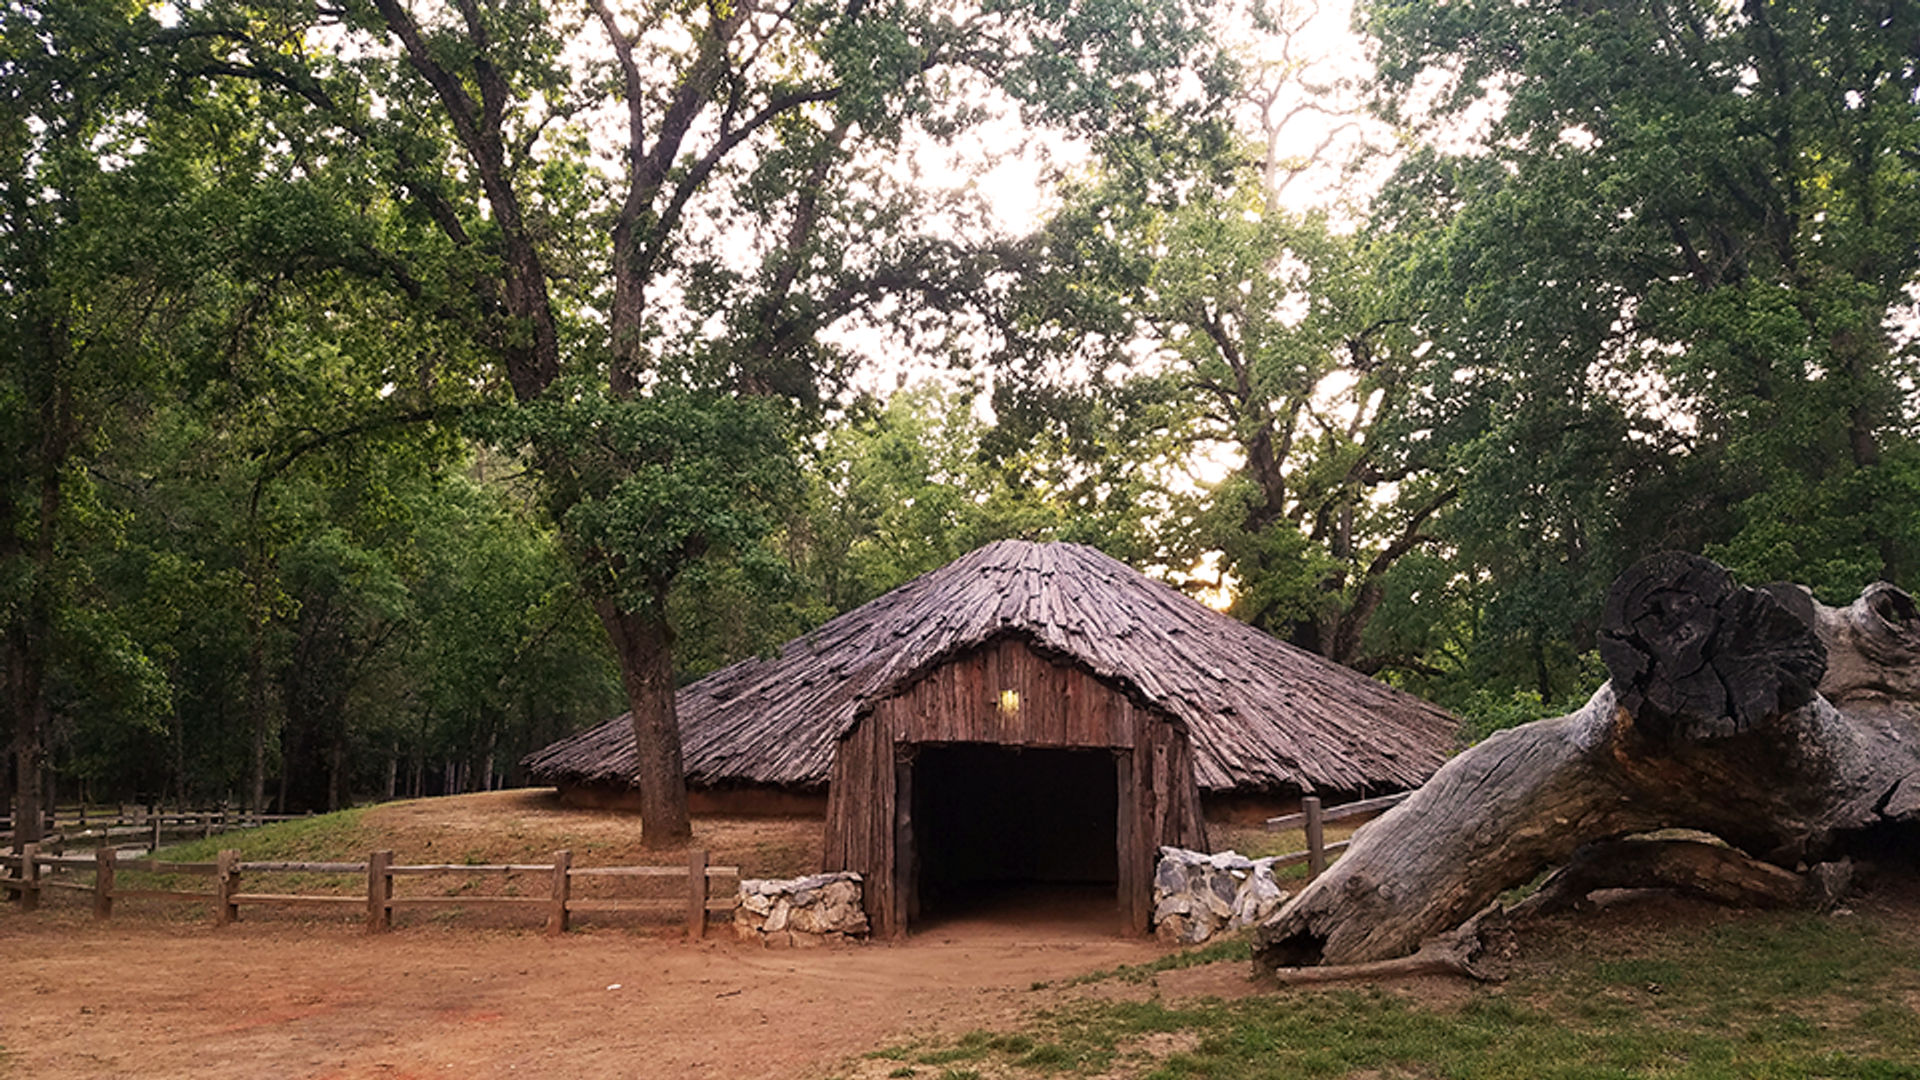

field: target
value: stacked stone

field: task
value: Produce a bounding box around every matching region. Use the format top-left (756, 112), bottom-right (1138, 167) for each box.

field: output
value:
top-left (1152, 847), bottom-right (1289, 945)
top-left (734, 872), bottom-right (869, 947)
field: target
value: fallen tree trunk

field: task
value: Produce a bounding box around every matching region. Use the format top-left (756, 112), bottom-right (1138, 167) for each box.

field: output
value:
top-left (1253, 554), bottom-right (1920, 971)
top-left (1511, 837), bottom-right (1852, 918)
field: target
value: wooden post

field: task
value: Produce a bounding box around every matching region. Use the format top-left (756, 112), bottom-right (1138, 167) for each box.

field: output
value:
top-left (1303, 796), bottom-right (1326, 881)
top-left (19, 842), bottom-right (39, 912)
top-left (366, 850), bottom-right (393, 933)
top-left (687, 848), bottom-right (709, 939)
top-left (546, 850), bottom-right (571, 937)
top-left (94, 845), bottom-right (115, 919)
top-left (150, 817), bottom-right (161, 853)
top-left (216, 849), bottom-right (240, 925)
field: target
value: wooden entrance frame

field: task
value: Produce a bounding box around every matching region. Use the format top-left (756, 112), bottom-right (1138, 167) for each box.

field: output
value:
top-left (823, 636), bottom-right (1209, 937)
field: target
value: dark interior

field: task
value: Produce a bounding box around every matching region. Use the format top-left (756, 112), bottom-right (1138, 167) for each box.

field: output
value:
top-left (910, 743), bottom-right (1118, 919)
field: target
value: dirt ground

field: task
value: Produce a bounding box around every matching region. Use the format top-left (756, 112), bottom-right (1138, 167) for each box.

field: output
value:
top-left (0, 907), bottom-right (1175, 1080)
top-left (0, 792), bottom-right (1179, 1080)
top-left (9, 793), bottom-right (1915, 1080)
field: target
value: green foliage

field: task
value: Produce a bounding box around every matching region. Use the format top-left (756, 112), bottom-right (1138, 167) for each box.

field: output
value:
top-left (509, 384), bottom-right (801, 612)
top-left (1008, 145), bottom-right (1459, 667)
top-left (1450, 681), bottom-right (1601, 747)
top-left (1364, 0), bottom-right (1920, 697)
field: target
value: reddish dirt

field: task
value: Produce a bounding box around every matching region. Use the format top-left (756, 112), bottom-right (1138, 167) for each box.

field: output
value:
top-left (0, 911), bottom-right (1166, 1080)
top-left (1, 793), bottom-right (1180, 1079)
top-left (14, 792), bottom-right (1913, 1079)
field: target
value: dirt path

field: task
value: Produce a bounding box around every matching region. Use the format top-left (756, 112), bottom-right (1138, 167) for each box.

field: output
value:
top-left (0, 912), bottom-right (1167, 1080)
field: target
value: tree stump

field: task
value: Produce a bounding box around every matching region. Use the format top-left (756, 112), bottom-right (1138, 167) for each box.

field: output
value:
top-left (1252, 554), bottom-right (1920, 972)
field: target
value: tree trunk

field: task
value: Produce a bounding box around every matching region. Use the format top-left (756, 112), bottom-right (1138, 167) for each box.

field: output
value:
top-left (597, 592), bottom-right (692, 848)
top-left (246, 564), bottom-right (272, 817)
top-left (6, 631), bottom-right (47, 852)
top-left (1253, 553), bottom-right (1920, 971)
top-left (327, 734), bottom-right (346, 812)
top-left (5, 445), bottom-right (63, 853)
top-left (0, 729), bottom-right (12, 836)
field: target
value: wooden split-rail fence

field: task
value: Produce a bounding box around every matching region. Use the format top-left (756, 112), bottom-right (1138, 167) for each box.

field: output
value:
top-left (1, 846), bottom-right (738, 938)
top-left (1262, 792), bottom-right (1410, 881)
top-left (1, 809), bottom-right (309, 852)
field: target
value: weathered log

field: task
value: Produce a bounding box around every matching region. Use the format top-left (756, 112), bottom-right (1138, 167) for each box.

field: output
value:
top-left (1597, 553), bottom-right (1827, 741)
top-left (1259, 903), bottom-right (1513, 986)
top-left (1511, 838), bottom-right (1849, 918)
top-left (1253, 554), bottom-right (1920, 972)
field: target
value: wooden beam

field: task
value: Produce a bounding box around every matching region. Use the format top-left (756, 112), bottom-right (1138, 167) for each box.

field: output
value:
top-left (1304, 797), bottom-right (1327, 881)
top-left (547, 850), bottom-right (570, 936)
top-left (366, 850), bottom-right (393, 933)
top-left (216, 849), bottom-right (240, 925)
top-left (1264, 792), bottom-right (1409, 832)
top-left (687, 848), bottom-right (708, 939)
top-left (94, 845), bottom-right (115, 919)
top-left (20, 843), bottom-right (39, 912)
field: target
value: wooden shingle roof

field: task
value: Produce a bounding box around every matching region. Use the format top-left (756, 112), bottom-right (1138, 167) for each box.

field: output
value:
top-left (523, 540), bottom-right (1458, 794)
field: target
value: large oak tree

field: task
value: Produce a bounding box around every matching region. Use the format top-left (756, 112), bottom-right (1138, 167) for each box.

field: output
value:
top-left (176, 0), bottom-right (1236, 843)
top-left (1368, 0), bottom-right (1920, 662)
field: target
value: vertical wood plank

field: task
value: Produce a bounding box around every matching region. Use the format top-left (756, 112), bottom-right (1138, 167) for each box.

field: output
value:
top-left (94, 845), bottom-right (115, 919)
top-left (875, 718), bottom-right (899, 937)
top-left (1151, 738), bottom-right (1171, 842)
top-left (687, 848), bottom-right (708, 939)
top-left (894, 752), bottom-right (915, 926)
top-left (19, 842), bottom-right (39, 912)
top-left (546, 849), bottom-right (571, 936)
top-left (216, 849), bottom-right (240, 925)
top-left (825, 713), bottom-right (899, 938)
top-left (1171, 734), bottom-right (1210, 852)
top-left (1115, 751), bottom-right (1146, 936)
top-left (366, 850), bottom-right (393, 933)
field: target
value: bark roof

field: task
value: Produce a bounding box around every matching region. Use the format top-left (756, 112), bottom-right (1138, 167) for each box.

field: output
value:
top-left (523, 540), bottom-right (1458, 795)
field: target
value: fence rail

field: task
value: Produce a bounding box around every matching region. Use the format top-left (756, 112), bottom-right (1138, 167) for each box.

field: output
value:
top-left (2, 809), bottom-right (310, 851)
top-left (3, 844), bottom-right (738, 937)
top-left (1261, 792), bottom-right (1411, 882)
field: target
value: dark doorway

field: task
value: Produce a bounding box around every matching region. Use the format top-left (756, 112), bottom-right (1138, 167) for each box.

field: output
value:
top-left (908, 743), bottom-right (1118, 928)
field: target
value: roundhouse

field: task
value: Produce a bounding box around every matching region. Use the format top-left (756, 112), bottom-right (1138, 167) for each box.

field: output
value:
top-left (523, 540), bottom-right (1457, 935)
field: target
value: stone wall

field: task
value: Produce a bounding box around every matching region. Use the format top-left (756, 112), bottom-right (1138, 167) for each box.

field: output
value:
top-left (1152, 847), bottom-right (1288, 945)
top-left (734, 872), bottom-right (868, 947)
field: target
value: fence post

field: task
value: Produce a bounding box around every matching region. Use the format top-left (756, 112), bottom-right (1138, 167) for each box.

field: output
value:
top-left (94, 844), bottom-right (116, 919)
top-left (366, 850), bottom-right (393, 933)
top-left (18, 842), bottom-right (39, 912)
top-left (687, 848), bottom-right (708, 939)
top-left (546, 850), bottom-right (571, 937)
top-left (1303, 796), bottom-right (1326, 881)
top-left (216, 849), bottom-right (240, 925)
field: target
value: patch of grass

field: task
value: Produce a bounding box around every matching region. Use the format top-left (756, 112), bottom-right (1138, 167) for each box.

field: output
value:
top-left (916, 1031), bottom-right (996, 1065)
top-left (154, 807), bottom-right (376, 863)
top-left (1065, 933), bottom-right (1252, 986)
top-left (113, 809), bottom-right (378, 897)
top-left (856, 910), bottom-right (1920, 1080)
top-left (1015, 1042), bottom-right (1078, 1070)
